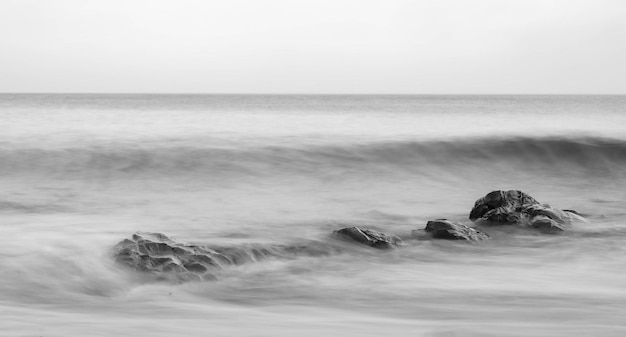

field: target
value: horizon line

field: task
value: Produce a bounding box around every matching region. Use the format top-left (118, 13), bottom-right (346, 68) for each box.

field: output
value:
top-left (1, 92), bottom-right (625, 96)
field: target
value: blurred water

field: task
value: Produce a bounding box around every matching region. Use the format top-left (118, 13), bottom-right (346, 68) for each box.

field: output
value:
top-left (1, 94), bottom-right (625, 336)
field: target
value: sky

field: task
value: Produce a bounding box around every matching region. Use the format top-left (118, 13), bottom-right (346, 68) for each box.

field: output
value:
top-left (1, 0), bottom-right (625, 94)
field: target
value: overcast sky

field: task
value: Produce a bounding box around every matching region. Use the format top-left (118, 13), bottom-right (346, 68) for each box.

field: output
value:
top-left (1, 0), bottom-right (625, 94)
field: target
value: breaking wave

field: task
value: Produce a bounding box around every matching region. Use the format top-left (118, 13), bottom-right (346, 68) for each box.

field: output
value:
top-left (1, 136), bottom-right (624, 178)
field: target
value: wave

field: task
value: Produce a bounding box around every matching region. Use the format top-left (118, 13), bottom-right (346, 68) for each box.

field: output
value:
top-left (1, 136), bottom-right (624, 178)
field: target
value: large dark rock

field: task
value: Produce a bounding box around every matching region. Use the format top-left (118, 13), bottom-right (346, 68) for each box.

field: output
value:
top-left (113, 232), bottom-right (344, 282)
top-left (333, 227), bottom-right (404, 249)
top-left (469, 190), bottom-right (580, 232)
top-left (469, 190), bottom-right (537, 224)
top-left (421, 219), bottom-right (490, 241)
top-left (112, 232), bottom-right (230, 282)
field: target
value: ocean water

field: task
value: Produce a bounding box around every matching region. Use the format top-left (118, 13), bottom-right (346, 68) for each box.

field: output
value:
top-left (1, 94), bottom-right (625, 336)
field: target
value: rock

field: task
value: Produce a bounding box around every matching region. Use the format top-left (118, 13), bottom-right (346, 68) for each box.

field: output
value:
top-left (529, 215), bottom-right (565, 233)
top-left (422, 219), bottom-right (490, 241)
top-left (113, 232), bottom-right (346, 282)
top-left (469, 190), bottom-right (580, 232)
top-left (112, 232), bottom-right (230, 282)
top-left (469, 190), bottom-right (538, 224)
top-left (333, 227), bottom-right (404, 249)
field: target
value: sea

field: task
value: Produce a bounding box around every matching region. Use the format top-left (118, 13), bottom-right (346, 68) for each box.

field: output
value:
top-left (1, 94), bottom-right (625, 336)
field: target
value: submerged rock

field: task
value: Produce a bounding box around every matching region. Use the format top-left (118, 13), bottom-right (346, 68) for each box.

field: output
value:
top-left (333, 227), bottom-right (404, 249)
top-left (469, 190), bottom-right (580, 232)
top-left (419, 219), bottom-right (490, 241)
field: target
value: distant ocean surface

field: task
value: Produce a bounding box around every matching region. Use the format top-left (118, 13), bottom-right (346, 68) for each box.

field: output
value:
top-left (1, 94), bottom-right (625, 336)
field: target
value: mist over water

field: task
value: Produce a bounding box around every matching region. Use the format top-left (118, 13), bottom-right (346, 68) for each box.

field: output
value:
top-left (1, 94), bottom-right (626, 336)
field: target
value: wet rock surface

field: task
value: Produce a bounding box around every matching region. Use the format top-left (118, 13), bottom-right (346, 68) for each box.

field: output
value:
top-left (112, 232), bottom-right (230, 282)
top-left (469, 190), bottom-right (580, 232)
top-left (421, 219), bottom-right (490, 241)
top-left (112, 232), bottom-right (343, 282)
top-left (333, 226), bottom-right (404, 249)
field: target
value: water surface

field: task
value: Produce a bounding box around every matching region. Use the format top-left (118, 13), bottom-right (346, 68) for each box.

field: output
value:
top-left (1, 94), bottom-right (625, 336)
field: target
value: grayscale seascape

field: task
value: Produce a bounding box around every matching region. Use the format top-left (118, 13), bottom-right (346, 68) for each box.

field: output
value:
top-left (2, 0), bottom-right (626, 335)
top-left (1, 94), bottom-right (625, 336)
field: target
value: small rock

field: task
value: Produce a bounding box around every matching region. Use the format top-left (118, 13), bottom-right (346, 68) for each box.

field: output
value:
top-left (334, 227), bottom-right (404, 249)
top-left (423, 219), bottom-right (490, 241)
top-left (530, 215), bottom-right (565, 233)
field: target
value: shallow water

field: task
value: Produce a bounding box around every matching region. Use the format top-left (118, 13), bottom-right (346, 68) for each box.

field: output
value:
top-left (1, 94), bottom-right (625, 336)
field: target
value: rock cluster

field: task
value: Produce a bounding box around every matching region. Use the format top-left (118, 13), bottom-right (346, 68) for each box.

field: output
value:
top-left (112, 190), bottom-right (582, 282)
